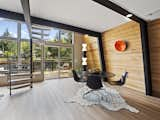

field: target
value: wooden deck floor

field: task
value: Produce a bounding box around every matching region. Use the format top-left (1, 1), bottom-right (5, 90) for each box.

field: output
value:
top-left (0, 78), bottom-right (160, 120)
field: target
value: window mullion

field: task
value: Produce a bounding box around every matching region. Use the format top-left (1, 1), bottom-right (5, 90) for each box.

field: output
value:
top-left (17, 22), bottom-right (21, 64)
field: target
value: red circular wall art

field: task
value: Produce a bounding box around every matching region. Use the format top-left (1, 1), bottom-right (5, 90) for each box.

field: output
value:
top-left (115, 40), bottom-right (127, 51)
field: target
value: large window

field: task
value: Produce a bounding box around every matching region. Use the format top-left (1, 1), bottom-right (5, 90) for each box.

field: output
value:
top-left (0, 18), bottom-right (74, 80)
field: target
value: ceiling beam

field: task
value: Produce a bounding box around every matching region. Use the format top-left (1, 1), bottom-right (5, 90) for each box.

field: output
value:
top-left (20, 0), bottom-right (32, 38)
top-left (20, 0), bottom-right (33, 82)
top-left (31, 16), bottom-right (101, 37)
top-left (92, 0), bottom-right (146, 24)
top-left (0, 9), bottom-right (100, 37)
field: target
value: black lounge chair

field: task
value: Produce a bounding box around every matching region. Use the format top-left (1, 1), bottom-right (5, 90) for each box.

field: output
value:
top-left (87, 74), bottom-right (103, 89)
top-left (72, 70), bottom-right (87, 82)
top-left (108, 72), bottom-right (128, 86)
top-left (72, 70), bottom-right (80, 82)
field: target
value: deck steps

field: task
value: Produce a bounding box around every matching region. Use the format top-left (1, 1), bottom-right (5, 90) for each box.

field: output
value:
top-left (11, 73), bottom-right (31, 76)
top-left (32, 31), bottom-right (49, 36)
top-left (7, 25), bottom-right (50, 95)
top-left (11, 83), bottom-right (32, 90)
top-left (9, 78), bottom-right (31, 85)
top-left (8, 58), bottom-right (33, 96)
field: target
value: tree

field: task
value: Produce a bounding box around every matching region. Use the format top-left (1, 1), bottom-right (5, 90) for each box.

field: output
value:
top-left (45, 47), bottom-right (58, 59)
top-left (60, 47), bottom-right (72, 59)
top-left (2, 28), bottom-right (12, 37)
top-left (33, 44), bottom-right (41, 60)
top-left (0, 28), bottom-right (17, 57)
top-left (61, 31), bottom-right (72, 43)
top-left (21, 41), bottom-right (30, 60)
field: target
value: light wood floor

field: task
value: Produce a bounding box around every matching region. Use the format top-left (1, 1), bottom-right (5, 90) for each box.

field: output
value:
top-left (0, 78), bottom-right (160, 120)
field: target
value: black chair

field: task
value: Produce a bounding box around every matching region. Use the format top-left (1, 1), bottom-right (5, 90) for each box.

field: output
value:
top-left (87, 74), bottom-right (103, 89)
top-left (72, 69), bottom-right (89, 82)
top-left (82, 74), bottom-right (103, 98)
top-left (108, 72), bottom-right (128, 86)
top-left (72, 70), bottom-right (81, 82)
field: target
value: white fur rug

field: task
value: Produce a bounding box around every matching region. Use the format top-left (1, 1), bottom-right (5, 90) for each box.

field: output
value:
top-left (66, 84), bottom-right (139, 113)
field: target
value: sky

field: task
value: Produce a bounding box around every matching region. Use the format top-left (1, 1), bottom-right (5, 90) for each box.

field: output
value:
top-left (0, 19), bottom-right (18, 38)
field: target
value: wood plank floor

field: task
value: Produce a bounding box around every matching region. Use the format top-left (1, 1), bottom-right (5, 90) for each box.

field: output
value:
top-left (0, 78), bottom-right (160, 120)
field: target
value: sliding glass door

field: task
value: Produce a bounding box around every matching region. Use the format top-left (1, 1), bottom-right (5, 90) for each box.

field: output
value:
top-left (44, 46), bottom-right (59, 79)
top-left (59, 47), bottom-right (73, 78)
top-left (44, 46), bottom-right (73, 79)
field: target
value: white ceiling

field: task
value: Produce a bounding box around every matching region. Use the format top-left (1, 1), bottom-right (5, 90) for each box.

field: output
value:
top-left (0, 0), bottom-right (159, 32)
top-left (0, 0), bottom-right (130, 32)
top-left (110, 0), bottom-right (160, 21)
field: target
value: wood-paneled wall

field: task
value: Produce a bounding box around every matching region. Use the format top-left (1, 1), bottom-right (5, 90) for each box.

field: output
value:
top-left (83, 35), bottom-right (101, 71)
top-left (148, 19), bottom-right (160, 97)
top-left (74, 32), bottom-right (83, 69)
top-left (74, 33), bottom-right (101, 71)
top-left (102, 21), bottom-right (145, 93)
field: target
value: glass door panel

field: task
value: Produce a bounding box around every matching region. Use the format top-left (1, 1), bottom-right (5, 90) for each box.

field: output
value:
top-left (18, 40), bottom-right (30, 78)
top-left (59, 47), bottom-right (73, 78)
top-left (20, 40), bottom-right (30, 64)
top-left (33, 43), bottom-right (42, 74)
top-left (60, 61), bottom-right (72, 78)
top-left (44, 46), bottom-right (59, 79)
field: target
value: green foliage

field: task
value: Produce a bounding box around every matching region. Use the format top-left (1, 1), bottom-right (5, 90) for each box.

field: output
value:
top-left (45, 47), bottom-right (58, 59)
top-left (61, 31), bottom-right (72, 44)
top-left (33, 44), bottom-right (41, 60)
top-left (0, 28), bottom-right (73, 62)
top-left (60, 47), bottom-right (72, 59)
top-left (0, 29), bottom-right (17, 57)
top-left (21, 41), bottom-right (30, 59)
top-left (44, 46), bottom-right (72, 61)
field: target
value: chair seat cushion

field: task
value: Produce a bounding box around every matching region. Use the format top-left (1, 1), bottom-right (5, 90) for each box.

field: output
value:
top-left (87, 75), bottom-right (103, 89)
